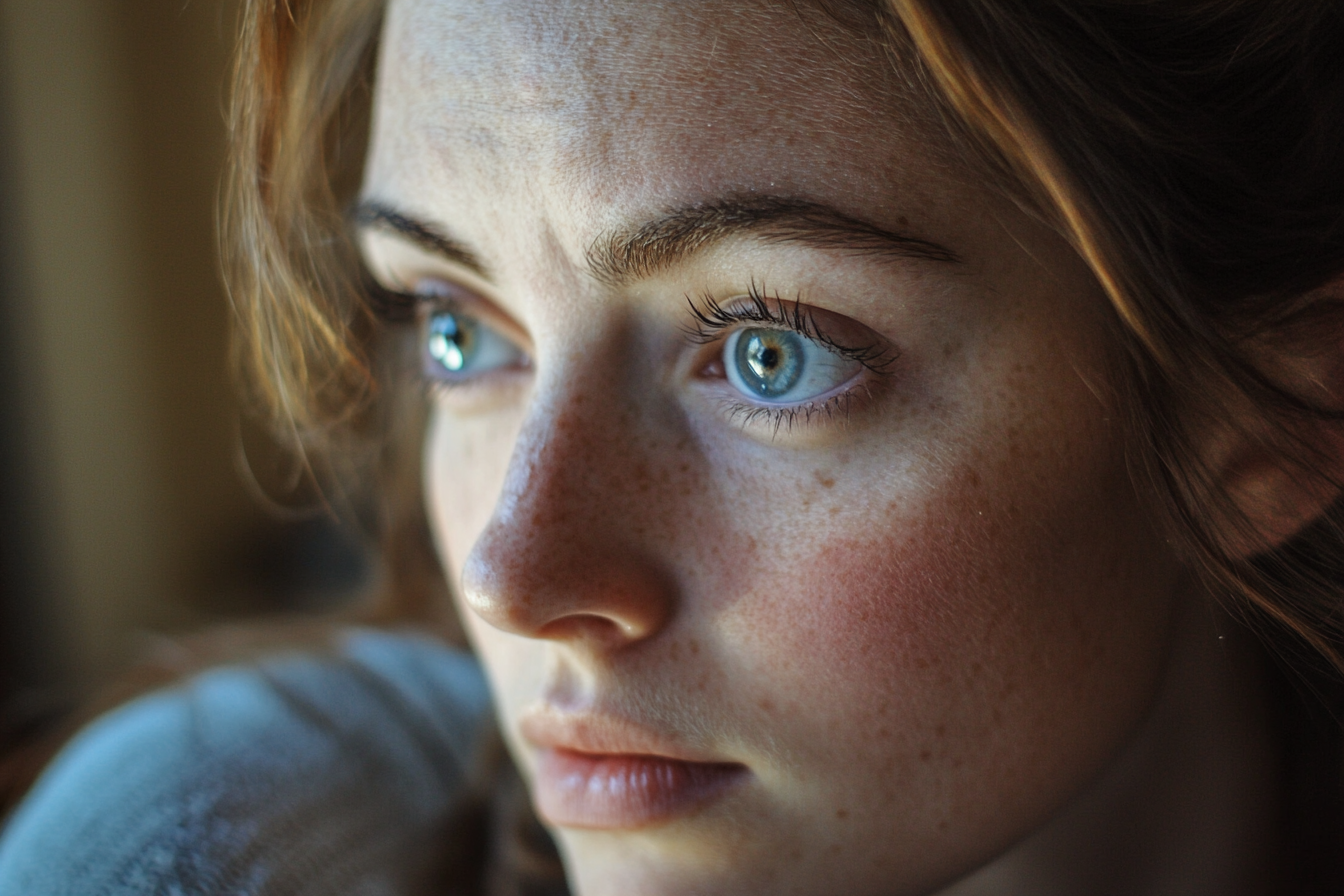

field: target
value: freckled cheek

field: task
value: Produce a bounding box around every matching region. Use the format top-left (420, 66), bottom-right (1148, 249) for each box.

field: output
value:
top-left (720, 522), bottom-right (971, 731)
top-left (716, 483), bottom-right (1171, 773)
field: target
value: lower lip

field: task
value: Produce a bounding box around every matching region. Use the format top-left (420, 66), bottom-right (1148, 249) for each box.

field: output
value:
top-left (533, 748), bottom-right (747, 829)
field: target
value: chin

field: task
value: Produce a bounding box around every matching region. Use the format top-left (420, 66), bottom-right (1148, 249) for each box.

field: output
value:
top-left (555, 830), bottom-right (761, 896)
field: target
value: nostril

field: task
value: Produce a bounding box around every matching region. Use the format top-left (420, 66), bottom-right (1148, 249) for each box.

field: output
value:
top-left (536, 614), bottom-right (639, 648)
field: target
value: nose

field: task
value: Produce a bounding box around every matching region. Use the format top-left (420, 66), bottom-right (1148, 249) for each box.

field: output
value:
top-left (458, 381), bottom-right (677, 649)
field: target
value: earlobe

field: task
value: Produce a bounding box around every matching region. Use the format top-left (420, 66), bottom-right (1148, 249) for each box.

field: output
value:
top-left (1219, 443), bottom-right (1344, 559)
top-left (1213, 276), bottom-right (1344, 560)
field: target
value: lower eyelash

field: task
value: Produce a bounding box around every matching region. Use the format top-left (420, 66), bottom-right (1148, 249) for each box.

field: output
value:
top-left (720, 383), bottom-right (873, 439)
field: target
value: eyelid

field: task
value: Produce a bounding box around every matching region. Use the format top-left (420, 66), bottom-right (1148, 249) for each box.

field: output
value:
top-left (358, 231), bottom-right (518, 326)
top-left (358, 226), bottom-right (496, 295)
top-left (366, 267), bottom-right (533, 356)
top-left (685, 286), bottom-right (900, 377)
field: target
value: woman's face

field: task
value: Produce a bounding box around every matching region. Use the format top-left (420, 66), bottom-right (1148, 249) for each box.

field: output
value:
top-left (359, 1), bottom-right (1186, 893)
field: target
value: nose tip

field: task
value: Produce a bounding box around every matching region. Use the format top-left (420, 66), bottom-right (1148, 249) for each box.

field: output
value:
top-left (460, 517), bottom-right (674, 648)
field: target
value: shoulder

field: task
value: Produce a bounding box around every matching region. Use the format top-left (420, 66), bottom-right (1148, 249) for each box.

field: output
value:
top-left (0, 628), bottom-right (493, 895)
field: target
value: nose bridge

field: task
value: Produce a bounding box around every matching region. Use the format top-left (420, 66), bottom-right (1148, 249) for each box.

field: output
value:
top-left (460, 333), bottom-right (677, 644)
top-left (501, 327), bottom-right (643, 532)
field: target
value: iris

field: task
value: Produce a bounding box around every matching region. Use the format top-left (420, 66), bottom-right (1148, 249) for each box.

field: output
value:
top-left (427, 311), bottom-right (477, 373)
top-left (424, 308), bottom-right (524, 380)
top-left (733, 328), bottom-right (805, 399)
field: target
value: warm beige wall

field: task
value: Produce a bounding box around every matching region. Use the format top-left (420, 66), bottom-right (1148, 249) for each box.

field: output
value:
top-left (0, 0), bottom-right (273, 686)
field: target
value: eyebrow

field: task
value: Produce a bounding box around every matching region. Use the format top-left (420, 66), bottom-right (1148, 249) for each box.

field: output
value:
top-left (352, 194), bottom-right (961, 287)
top-left (353, 202), bottom-right (491, 280)
top-left (587, 195), bottom-right (962, 285)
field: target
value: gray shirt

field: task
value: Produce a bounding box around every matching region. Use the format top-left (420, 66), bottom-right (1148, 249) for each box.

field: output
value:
top-left (0, 629), bottom-right (493, 895)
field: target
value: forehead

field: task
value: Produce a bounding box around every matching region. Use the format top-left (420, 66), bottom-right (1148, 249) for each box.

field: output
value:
top-left (384, 0), bottom-right (892, 109)
top-left (368, 0), bottom-right (955, 232)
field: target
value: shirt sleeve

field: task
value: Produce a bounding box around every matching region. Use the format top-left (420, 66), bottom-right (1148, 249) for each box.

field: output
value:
top-left (0, 628), bottom-right (494, 896)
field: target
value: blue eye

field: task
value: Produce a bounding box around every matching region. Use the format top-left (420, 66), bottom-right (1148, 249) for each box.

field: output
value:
top-left (424, 308), bottom-right (524, 380)
top-left (724, 327), bottom-right (863, 404)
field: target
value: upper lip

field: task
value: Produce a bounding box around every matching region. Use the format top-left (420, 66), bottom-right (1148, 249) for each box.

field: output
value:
top-left (519, 705), bottom-right (733, 764)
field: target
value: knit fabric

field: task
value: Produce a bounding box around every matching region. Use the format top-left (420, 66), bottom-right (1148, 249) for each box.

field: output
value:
top-left (0, 630), bottom-right (493, 895)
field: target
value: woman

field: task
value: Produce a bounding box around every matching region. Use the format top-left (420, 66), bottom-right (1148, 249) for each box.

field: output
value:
top-left (1, 1), bottom-right (1343, 893)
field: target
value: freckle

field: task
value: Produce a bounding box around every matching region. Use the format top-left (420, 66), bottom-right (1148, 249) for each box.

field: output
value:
top-left (689, 639), bottom-right (700, 655)
top-left (836, 808), bottom-right (849, 819)
top-left (953, 758), bottom-right (963, 768)
top-left (935, 724), bottom-right (946, 737)
top-left (919, 749), bottom-right (931, 762)
top-left (758, 698), bottom-right (775, 712)
top-left (938, 820), bottom-right (949, 831)
top-left (813, 470), bottom-right (835, 488)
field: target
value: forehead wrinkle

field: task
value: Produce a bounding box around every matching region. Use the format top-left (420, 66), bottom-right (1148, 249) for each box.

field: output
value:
top-left (387, 0), bottom-right (905, 134)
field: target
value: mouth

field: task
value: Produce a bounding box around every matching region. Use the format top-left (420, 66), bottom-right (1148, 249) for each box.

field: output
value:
top-left (521, 710), bottom-right (749, 830)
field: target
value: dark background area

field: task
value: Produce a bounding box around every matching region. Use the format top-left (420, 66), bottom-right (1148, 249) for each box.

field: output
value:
top-left (0, 0), bottom-right (370, 724)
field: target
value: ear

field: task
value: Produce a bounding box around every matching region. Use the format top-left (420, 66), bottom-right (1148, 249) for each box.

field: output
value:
top-left (1218, 442), bottom-right (1344, 559)
top-left (1212, 275), bottom-right (1344, 560)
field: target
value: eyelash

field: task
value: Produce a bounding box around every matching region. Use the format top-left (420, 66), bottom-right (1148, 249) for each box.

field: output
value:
top-left (366, 275), bottom-right (898, 431)
top-left (685, 282), bottom-right (898, 432)
top-left (364, 277), bottom-right (421, 323)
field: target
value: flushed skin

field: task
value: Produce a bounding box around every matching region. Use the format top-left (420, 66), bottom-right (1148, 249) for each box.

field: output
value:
top-left (357, 1), bottom-right (1273, 893)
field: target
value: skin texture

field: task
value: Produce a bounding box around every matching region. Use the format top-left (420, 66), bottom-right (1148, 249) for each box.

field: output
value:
top-left (356, 1), bottom-right (1277, 893)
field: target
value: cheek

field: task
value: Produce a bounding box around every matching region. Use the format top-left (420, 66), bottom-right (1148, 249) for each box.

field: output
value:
top-left (424, 404), bottom-right (524, 576)
top-left (717, 451), bottom-right (1177, 802)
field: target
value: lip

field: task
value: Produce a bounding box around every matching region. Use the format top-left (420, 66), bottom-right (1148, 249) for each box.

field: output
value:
top-left (521, 709), bottom-right (749, 830)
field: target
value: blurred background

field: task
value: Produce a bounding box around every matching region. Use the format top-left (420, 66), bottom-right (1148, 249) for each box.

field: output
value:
top-left (0, 0), bottom-right (370, 731)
